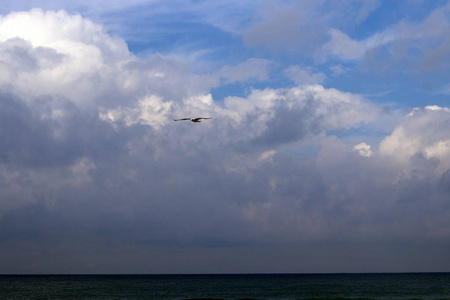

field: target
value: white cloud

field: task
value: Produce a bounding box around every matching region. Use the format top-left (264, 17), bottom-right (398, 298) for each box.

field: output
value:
top-left (354, 142), bottom-right (373, 157)
top-left (424, 105), bottom-right (450, 112)
top-left (425, 140), bottom-right (450, 160)
top-left (0, 9), bottom-right (129, 60)
top-left (100, 95), bottom-right (172, 129)
top-left (221, 85), bottom-right (378, 146)
top-left (0, 9), bottom-right (223, 112)
top-left (0, 9), bottom-right (131, 106)
top-left (379, 105), bottom-right (450, 173)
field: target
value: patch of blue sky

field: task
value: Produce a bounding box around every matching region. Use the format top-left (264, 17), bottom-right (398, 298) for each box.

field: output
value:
top-left (395, 0), bottom-right (449, 22)
top-left (325, 120), bottom-right (399, 152)
top-left (101, 2), bottom-right (254, 49)
top-left (103, 14), bottom-right (258, 77)
top-left (126, 21), bottom-right (241, 57)
top-left (323, 57), bottom-right (449, 109)
top-left (328, 70), bottom-right (449, 109)
top-left (211, 58), bottom-right (327, 102)
top-left (210, 84), bottom-right (250, 103)
top-left (349, 0), bottom-right (449, 40)
top-left (97, 0), bottom-right (450, 111)
top-left (211, 76), bottom-right (288, 103)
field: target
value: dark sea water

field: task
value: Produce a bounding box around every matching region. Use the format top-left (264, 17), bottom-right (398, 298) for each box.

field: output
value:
top-left (1, 273), bottom-right (449, 300)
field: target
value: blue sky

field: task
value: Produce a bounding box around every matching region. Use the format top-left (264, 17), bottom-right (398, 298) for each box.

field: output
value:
top-left (118, 0), bottom-right (450, 115)
top-left (1, 1), bottom-right (450, 274)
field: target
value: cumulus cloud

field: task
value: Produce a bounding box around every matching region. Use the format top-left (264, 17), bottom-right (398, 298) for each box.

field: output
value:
top-left (353, 142), bottom-right (373, 157)
top-left (379, 105), bottom-right (450, 173)
top-left (224, 85), bottom-right (377, 147)
top-left (0, 9), bottom-right (128, 105)
top-left (1, 9), bottom-right (450, 273)
top-left (100, 95), bottom-right (172, 129)
top-left (0, 9), bottom-right (220, 109)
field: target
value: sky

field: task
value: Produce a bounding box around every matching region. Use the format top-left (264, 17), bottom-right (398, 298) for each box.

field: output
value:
top-left (0, 0), bottom-right (450, 274)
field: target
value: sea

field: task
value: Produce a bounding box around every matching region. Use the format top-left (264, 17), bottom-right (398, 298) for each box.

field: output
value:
top-left (1, 273), bottom-right (449, 300)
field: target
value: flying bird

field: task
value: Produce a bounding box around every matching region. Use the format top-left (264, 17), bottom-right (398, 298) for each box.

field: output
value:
top-left (173, 117), bottom-right (212, 122)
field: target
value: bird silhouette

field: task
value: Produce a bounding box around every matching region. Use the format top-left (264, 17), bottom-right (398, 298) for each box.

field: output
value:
top-left (173, 117), bottom-right (212, 122)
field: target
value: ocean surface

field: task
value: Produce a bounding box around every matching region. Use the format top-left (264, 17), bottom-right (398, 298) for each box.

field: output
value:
top-left (1, 273), bottom-right (449, 300)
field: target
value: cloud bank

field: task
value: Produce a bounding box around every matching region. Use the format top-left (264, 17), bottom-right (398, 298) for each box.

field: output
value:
top-left (1, 9), bottom-right (450, 274)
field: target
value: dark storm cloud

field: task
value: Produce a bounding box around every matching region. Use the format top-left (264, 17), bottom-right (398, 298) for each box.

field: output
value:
top-left (251, 99), bottom-right (323, 146)
top-left (0, 91), bottom-right (69, 168)
top-left (2, 132), bottom-right (450, 274)
top-left (1, 8), bottom-right (450, 274)
top-left (0, 91), bottom-right (127, 168)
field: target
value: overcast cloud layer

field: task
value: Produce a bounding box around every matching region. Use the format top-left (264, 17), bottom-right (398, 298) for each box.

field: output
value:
top-left (1, 2), bottom-right (450, 274)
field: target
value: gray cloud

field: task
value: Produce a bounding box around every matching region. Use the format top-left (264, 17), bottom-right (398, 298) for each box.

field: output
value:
top-left (243, 0), bottom-right (381, 54)
top-left (1, 9), bottom-right (450, 274)
top-left (243, 1), bottom-right (329, 54)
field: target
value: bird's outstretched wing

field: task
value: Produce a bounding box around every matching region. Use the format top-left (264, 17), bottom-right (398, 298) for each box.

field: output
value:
top-left (173, 118), bottom-right (192, 121)
top-left (192, 117), bottom-right (212, 121)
